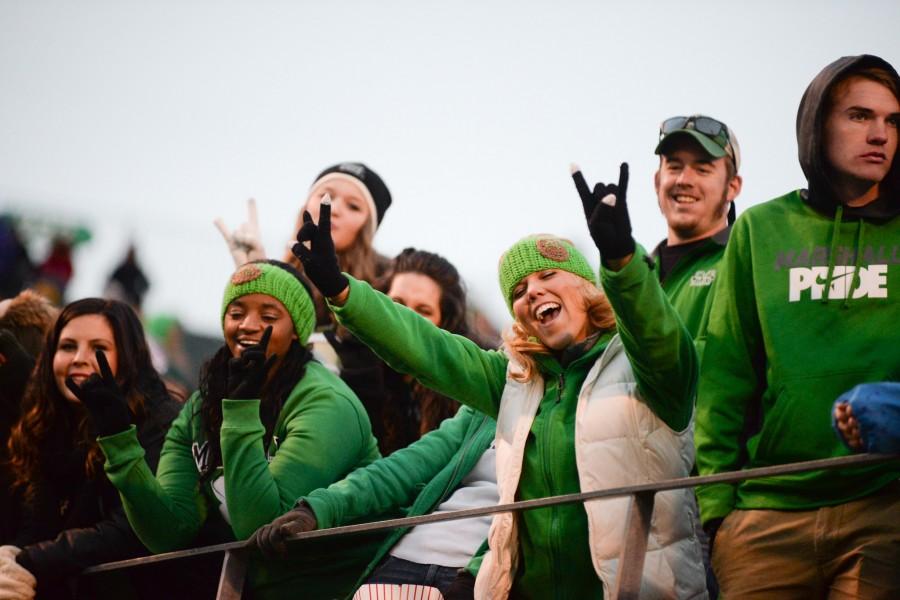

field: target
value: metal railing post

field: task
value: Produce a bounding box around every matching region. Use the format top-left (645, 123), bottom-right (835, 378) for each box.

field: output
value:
top-left (611, 491), bottom-right (655, 600)
top-left (216, 549), bottom-right (248, 600)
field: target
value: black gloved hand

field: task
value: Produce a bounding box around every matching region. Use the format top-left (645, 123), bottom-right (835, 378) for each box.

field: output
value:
top-left (290, 199), bottom-right (349, 298)
top-left (443, 568), bottom-right (476, 599)
top-left (226, 326), bottom-right (277, 400)
top-left (251, 502), bottom-right (318, 558)
top-left (571, 162), bottom-right (635, 262)
top-left (65, 350), bottom-right (132, 437)
top-left (0, 329), bottom-right (35, 402)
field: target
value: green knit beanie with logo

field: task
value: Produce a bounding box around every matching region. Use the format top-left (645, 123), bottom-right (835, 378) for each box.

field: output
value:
top-left (498, 235), bottom-right (597, 313)
top-left (221, 262), bottom-right (315, 345)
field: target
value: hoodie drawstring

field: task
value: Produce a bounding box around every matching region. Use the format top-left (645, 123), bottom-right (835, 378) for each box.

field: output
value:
top-left (843, 220), bottom-right (865, 308)
top-left (822, 204), bottom-right (843, 305)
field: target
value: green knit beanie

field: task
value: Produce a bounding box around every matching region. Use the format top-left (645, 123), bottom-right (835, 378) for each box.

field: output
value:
top-left (221, 262), bottom-right (315, 345)
top-left (498, 235), bottom-right (597, 312)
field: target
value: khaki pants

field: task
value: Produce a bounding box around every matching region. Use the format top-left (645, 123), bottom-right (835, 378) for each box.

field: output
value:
top-left (712, 482), bottom-right (900, 599)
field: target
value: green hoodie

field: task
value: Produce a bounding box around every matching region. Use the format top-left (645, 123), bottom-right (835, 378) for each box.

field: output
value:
top-left (302, 405), bottom-right (495, 593)
top-left (653, 227), bottom-right (730, 340)
top-left (695, 54), bottom-right (900, 525)
top-left (98, 360), bottom-right (382, 599)
top-left (695, 191), bottom-right (900, 522)
top-left (329, 245), bottom-right (696, 599)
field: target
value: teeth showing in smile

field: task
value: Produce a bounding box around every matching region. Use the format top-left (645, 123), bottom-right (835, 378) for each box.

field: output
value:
top-left (237, 339), bottom-right (260, 349)
top-left (673, 195), bottom-right (699, 204)
top-left (534, 302), bottom-right (561, 323)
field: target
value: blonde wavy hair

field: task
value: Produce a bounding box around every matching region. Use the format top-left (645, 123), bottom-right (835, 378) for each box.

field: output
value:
top-left (502, 277), bottom-right (616, 383)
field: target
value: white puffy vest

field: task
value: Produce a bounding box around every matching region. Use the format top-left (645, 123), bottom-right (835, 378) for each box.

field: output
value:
top-left (475, 336), bottom-right (707, 599)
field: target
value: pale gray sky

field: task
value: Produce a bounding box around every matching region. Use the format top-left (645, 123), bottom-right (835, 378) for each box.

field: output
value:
top-left (2, 0), bottom-right (898, 334)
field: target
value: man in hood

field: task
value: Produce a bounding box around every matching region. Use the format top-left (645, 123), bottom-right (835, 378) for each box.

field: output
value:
top-left (695, 54), bottom-right (900, 598)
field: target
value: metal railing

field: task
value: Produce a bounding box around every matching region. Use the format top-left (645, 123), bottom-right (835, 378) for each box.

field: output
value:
top-left (82, 453), bottom-right (898, 599)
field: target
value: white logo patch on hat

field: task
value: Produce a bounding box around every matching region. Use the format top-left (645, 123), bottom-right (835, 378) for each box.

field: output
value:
top-left (338, 163), bottom-right (366, 178)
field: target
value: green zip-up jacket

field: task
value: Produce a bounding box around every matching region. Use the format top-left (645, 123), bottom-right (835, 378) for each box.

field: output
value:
top-left (98, 360), bottom-right (382, 599)
top-left (695, 190), bottom-right (900, 524)
top-left (329, 245), bottom-right (696, 599)
top-left (653, 227), bottom-right (730, 340)
top-left (302, 405), bottom-right (495, 593)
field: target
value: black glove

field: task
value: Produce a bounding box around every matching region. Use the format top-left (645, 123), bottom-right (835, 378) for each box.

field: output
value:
top-left (290, 200), bottom-right (349, 298)
top-left (65, 350), bottom-right (132, 437)
top-left (0, 329), bottom-right (35, 401)
top-left (251, 502), bottom-right (318, 558)
top-left (443, 569), bottom-right (476, 599)
top-left (226, 326), bottom-right (277, 399)
top-left (571, 162), bottom-right (635, 262)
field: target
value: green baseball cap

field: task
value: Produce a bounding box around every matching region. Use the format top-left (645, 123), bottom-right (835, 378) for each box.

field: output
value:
top-left (654, 114), bottom-right (741, 171)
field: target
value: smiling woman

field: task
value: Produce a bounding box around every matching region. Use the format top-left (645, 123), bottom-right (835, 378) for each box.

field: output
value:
top-left (5, 298), bottom-right (181, 599)
top-left (93, 259), bottom-right (384, 599)
top-left (275, 165), bottom-right (706, 598)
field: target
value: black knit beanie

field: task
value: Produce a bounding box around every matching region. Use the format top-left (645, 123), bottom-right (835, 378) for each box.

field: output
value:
top-left (312, 162), bottom-right (392, 227)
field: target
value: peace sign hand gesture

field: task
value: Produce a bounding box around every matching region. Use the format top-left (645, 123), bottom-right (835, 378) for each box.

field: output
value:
top-left (290, 196), bottom-right (349, 298)
top-left (571, 162), bottom-right (635, 264)
top-left (226, 326), bottom-right (278, 400)
top-left (65, 350), bottom-right (133, 437)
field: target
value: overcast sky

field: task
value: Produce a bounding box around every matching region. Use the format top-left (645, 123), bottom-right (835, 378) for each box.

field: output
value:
top-left (1, 1), bottom-right (899, 335)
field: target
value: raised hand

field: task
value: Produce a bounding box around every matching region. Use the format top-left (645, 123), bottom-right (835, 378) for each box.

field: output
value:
top-left (571, 162), bottom-right (635, 263)
top-left (215, 198), bottom-right (267, 267)
top-left (251, 502), bottom-right (318, 558)
top-left (226, 326), bottom-right (278, 400)
top-left (290, 196), bottom-right (349, 298)
top-left (65, 350), bottom-right (132, 437)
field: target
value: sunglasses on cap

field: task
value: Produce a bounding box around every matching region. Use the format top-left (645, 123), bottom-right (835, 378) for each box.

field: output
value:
top-left (660, 115), bottom-right (737, 159)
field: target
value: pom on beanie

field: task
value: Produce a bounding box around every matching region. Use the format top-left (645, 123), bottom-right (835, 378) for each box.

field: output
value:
top-left (497, 235), bottom-right (596, 312)
top-left (311, 163), bottom-right (392, 233)
top-left (221, 263), bottom-right (315, 345)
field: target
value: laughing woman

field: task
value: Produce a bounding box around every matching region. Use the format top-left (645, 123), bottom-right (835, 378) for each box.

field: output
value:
top-left (92, 260), bottom-right (381, 599)
top-left (285, 165), bottom-right (706, 599)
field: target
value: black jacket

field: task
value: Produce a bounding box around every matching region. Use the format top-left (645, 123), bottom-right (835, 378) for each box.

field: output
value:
top-left (14, 391), bottom-right (180, 598)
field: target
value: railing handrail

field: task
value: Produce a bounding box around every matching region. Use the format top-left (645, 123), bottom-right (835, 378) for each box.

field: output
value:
top-left (83, 452), bottom-right (898, 575)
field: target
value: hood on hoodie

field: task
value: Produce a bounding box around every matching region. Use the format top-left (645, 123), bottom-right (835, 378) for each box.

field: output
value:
top-left (796, 54), bottom-right (900, 220)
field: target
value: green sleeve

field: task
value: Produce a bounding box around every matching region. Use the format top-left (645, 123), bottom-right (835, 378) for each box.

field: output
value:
top-left (303, 407), bottom-right (474, 529)
top-left (694, 219), bottom-right (764, 524)
top-left (330, 276), bottom-right (508, 419)
top-left (465, 539), bottom-right (489, 577)
top-left (600, 246), bottom-right (698, 431)
top-left (99, 398), bottom-right (206, 553)
top-left (221, 373), bottom-right (379, 540)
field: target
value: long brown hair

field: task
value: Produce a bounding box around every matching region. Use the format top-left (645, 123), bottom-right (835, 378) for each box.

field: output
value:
top-left (380, 248), bottom-right (471, 442)
top-left (8, 298), bottom-right (168, 500)
top-left (503, 278), bottom-right (617, 383)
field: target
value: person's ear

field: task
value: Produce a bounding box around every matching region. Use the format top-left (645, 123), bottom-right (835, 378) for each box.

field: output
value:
top-left (654, 170), bottom-right (663, 211)
top-left (726, 174), bottom-right (743, 202)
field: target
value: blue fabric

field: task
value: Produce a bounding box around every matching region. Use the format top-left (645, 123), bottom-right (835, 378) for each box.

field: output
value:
top-left (833, 382), bottom-right (900, 454)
